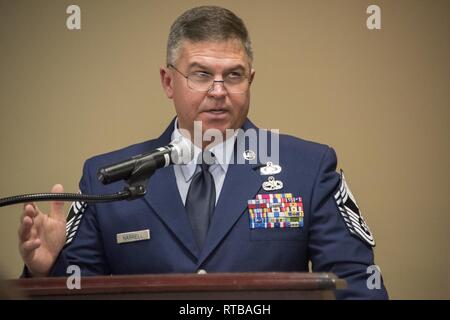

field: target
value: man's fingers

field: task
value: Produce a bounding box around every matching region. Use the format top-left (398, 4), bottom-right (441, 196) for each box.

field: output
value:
top-left (20, 239), bottom-right (41, 256)
top-left (18, 203), bottom-right (40, 242)
top-left (18, 215), bottom-right (34, 242)
top-left (49, 184), bottom-right (65, 219)
top-left (21, 203), bottom-right (38, 221)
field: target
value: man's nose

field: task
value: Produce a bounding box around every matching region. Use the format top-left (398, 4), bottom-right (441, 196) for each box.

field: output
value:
top-left (207, 81), bottom-right (227, 97)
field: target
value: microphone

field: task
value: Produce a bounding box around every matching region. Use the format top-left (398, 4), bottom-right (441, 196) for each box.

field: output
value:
top-left (97, 138), bottom-right (193, 185)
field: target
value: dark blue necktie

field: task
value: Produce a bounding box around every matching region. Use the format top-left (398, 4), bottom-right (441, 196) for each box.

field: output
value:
top-left (185, 160), bottom-right (216, 249)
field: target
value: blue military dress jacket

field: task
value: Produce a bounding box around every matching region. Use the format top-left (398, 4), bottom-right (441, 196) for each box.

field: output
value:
top-left (49, 118), bottom-right (388, 299)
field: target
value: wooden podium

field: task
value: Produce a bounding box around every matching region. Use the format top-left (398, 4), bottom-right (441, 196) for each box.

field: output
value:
top-left (7, 272), bottom-right (346, 300)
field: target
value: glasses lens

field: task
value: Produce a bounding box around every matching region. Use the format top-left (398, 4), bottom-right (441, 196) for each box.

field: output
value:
top-left (186, 71), bottom-right (250, 93)
top-left (225, 80), bottom-right (249, 93)
top-left (187, 75), bottom-right (213, 92)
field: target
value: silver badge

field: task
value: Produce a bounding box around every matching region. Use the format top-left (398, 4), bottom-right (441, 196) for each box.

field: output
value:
top-left (260, 162), bottom-right (282, 175)
top-left (262, 176), bottom-right (284, 191)
top-left (243, 150), bottom-right (256, 161)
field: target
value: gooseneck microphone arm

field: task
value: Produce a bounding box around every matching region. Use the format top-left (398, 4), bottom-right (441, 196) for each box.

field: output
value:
top-left (0, 167), bottom-right (149, 208)
top-left (0, 191), bottom-right (132, 207)
top-left (0, 139), bottom-right (192, 208)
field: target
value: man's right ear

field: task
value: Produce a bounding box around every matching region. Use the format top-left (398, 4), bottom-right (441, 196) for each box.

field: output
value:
top-left (160, 66), bottom-right (174, 99)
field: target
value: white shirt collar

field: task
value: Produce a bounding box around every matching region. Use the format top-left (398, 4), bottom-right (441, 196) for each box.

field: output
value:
top-left (171, 118), bottom-right (237, 182)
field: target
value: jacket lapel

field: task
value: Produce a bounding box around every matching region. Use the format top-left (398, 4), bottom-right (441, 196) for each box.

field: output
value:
top-left (144, 166), bottom-right (200, 259)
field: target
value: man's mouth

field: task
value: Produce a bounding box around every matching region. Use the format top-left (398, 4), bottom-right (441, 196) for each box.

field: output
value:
top-left (207, 109), bottom-right (227, 114)
top-left (202, 108), bottom-right (229, 120)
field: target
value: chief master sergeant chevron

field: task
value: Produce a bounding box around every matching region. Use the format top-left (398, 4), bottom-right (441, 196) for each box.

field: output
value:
top-left (17, 6), bottom-right (388, 299)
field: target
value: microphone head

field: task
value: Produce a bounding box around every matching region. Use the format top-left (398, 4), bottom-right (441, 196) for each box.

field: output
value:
top-left (170, 138), bottom-right (194, 165)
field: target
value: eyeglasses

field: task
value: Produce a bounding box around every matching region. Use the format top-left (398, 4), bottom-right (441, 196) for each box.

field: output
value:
top-left (167, 64), bottom-right (251, 94)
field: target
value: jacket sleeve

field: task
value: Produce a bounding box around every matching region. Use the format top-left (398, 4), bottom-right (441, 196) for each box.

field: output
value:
top-left (48, 160), bottom-right (111, 276)
top-left (307, 147), bottom-right (388, 299)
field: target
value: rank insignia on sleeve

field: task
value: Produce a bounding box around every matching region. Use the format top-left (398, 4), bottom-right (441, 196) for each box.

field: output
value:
top-left (64, 198), bottom-right (88, 247)
top-left (334, 170), bottom-right (376, 247)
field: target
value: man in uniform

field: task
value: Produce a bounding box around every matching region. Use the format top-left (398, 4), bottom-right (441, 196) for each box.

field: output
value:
top-left (18, 6), bottom-right (388, 299)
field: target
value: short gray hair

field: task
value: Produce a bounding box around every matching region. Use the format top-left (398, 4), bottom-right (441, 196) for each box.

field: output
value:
top-left (167, 6), bottom-right (253, 65)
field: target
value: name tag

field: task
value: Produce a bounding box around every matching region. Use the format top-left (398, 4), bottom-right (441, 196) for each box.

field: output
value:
top-left (116, 229), bottom-right (150, 244)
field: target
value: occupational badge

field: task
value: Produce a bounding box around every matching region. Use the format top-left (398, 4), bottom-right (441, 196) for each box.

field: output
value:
top-left (262, 176), bottom-right (283, 191)
top-left (260, 162), bottom-right (282, 175)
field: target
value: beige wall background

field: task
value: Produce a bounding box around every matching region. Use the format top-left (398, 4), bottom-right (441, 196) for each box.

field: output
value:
top-left (0, 0), bottom-right (449, 299)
